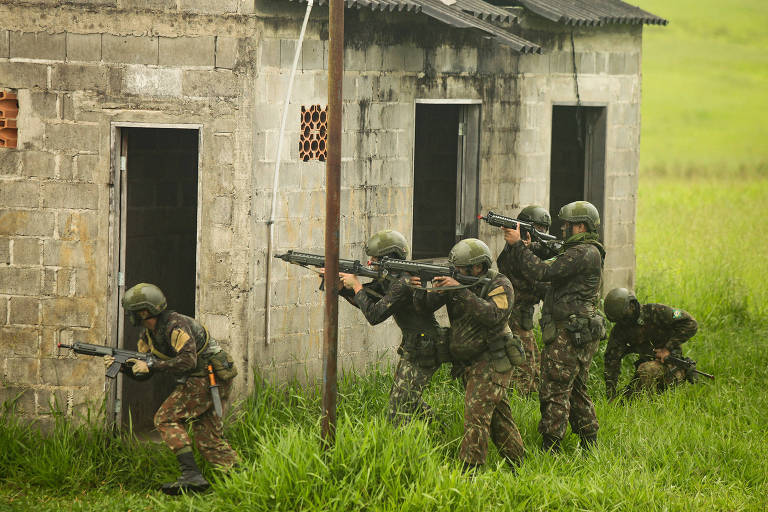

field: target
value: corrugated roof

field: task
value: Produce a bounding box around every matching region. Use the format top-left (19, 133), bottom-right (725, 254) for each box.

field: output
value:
top-left (513, 0), bottom-right (667, 26)
top-left (290, 0), bottom-right (540, 52)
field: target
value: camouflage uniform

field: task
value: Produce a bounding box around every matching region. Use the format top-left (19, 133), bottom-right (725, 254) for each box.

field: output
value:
top-left (604, 304), bottom-right (698, 399)
top-left (497, 242), bottom-right (552, 395)
top-left (506, 232), bottom-right (605, 447)
top-left (414, 271), bottom-right (524, 467)
top-left (341, 277), bottom-right (443, 425)
top-left (130, 310), bottom-right (239, 467)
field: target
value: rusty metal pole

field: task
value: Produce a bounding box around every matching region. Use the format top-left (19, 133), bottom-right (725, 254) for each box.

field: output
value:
top-left (322, 0), bottom-right (343, 449)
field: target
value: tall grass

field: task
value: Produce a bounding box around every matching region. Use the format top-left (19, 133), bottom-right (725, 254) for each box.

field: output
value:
top-left (2, 176), bottom-right (767, 511)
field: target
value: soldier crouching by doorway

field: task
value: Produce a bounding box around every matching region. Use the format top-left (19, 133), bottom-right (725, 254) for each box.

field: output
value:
top-left (603, 287), bottom-right (700, 401)
top-left (107, 283), bottom-right (239, 495)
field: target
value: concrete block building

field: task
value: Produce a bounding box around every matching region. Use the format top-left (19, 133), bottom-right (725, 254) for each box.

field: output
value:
top-left (0, 0), bottom-right (665, 430)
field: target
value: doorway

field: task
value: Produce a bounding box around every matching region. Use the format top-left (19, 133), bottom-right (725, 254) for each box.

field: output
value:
top-left (116, 127), bottom-right (200, 433)
top-left (549, 106), bottom-right (606, 237)
top-left (412, 102), bottom-right (480, 260)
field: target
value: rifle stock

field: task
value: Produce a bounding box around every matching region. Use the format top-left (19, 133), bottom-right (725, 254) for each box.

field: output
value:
top-left (58, 342), bottom-right (156, 378)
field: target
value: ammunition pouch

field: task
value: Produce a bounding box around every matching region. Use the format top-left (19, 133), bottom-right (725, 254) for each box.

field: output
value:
top-left (485, 331), bottom-right (525, 373)
top-left (518, 305), bottom-right (535, 331)
top-left (402, 329), bottom-right (446, 368)
top-left (563, 314), bottom-right (606, 348)
top-left (540, 315), bottom-right (556, 345)
top-left (209, 349), bottom-right (238, 381)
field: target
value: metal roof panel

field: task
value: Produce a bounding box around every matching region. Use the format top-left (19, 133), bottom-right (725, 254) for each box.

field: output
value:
top-left (513, 0), bottom-right (667, 26)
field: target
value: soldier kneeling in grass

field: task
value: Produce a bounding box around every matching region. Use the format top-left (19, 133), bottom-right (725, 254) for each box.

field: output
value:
top-left (603, 287), bottom-right (701, 401)
top-left (106, 283), bottom-right (239, 495)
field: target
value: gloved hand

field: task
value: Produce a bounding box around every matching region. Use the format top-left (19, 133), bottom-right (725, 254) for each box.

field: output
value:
top-left (103, 355), bottom-right (116, 369)
top-left (126, 358), bottom-right (150, 375)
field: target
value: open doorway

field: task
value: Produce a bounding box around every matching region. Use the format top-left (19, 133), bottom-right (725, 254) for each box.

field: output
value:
top-left (549, 106), bottom-right (606, 237)
top-left (412, 102), bottom-right (480, 260)
top-left (116, 127), bottom-right (199, 433)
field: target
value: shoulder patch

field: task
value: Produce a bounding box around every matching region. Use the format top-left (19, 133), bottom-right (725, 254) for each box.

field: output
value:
top-left (487, 286), bottom-right (509, 309)
top-left (171, 328), bottom-right (191, 352)
top-left (487, 286), bottom-right (506, 297)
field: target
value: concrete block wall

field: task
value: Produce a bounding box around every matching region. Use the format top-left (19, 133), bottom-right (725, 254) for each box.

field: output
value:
top-left (508, 21), bottom-right (643, 291)
top-left (0, 2), bottom-right (257, 422)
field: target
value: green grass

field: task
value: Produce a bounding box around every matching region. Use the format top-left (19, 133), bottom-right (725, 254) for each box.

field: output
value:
top-left (2, 175), bottom-right (767, 510)
top-left (636, 0), bottom-right (768, 173)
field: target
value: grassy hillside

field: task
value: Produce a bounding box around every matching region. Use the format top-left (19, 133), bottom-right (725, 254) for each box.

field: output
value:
top-left (636, 0), bottom-right (768, 172)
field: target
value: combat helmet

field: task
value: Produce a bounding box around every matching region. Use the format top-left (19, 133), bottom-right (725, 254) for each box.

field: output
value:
top-left (518, 204), bottom-right (551, 230)
top-left (123, 283), bottom-right (167, 325)
top-left (559, 201), bottom-right (600, 232)
top-left (448, 238), bottom-right (493, 268)
top-left (365, 230), bottom-right (409, 259)
top-left (604, 287), bottom-right (638, 322)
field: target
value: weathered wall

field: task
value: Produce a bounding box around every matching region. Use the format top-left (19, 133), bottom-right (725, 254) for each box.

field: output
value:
top-left (0, 0), bottom-right (643, 425)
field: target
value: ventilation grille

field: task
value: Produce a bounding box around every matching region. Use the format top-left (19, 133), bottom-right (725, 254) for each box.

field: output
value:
top-left (299, 104), bottom-right (328, 162)
top-left (0, 90), bottom-right (18, 149)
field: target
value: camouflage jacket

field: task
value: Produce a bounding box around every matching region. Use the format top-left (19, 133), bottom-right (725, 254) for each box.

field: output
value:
top-left (604, 304), bottom-right (698, 393)
top-left (341, 277), bottom-right (441, 335)
top-left (136, 310), bottom-right (220, 377)
top-left (497, 242), bottom-right (550, 323)
top-left (506, 233), bottom-right (604, 322)
top-left (413, 271), bottom-right (514, 362)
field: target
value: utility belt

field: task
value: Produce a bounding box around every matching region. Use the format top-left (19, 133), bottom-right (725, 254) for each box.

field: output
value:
top-left (400, 327), bottom-right (451, 368)
top-left (189, 349), bottom-right (238, 381)
top-left (482, 331), bottom-right (526, 373)
top-left (540, 313), bottom-right (606, 348)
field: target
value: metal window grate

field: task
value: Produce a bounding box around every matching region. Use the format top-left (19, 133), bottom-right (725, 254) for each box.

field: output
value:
top-left (299, 104), bottom-right (328, 162)
top-left (0, 90), bottom-right (19, 149)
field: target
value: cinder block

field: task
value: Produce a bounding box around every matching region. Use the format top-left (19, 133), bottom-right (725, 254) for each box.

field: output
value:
top-left (121, 0), bottom-right (175, 9)
top-left (260, 39), bottom-right (281, 68)
top-left (66, 33), bottom-right (101, 62)
top-left (179, 0), bottom-right (238, 14)
top-left (51, 63), bottom-right (109, 92)
top-left (0, 62), bottom-right (47, 89)
top-left (11, 238), bottom-right (40, 265)
top-left (9, 297), bottom-right (40, 325)
top-left (202, 285), bottom-right (231, 315)
top-left (0, 30), bottom-right (8, 59)
top-left (0, 181), bottom-right (39, 208)
top-left (29, 91), bottom-right (58, 119)
top-left (44, 123), bottom-right (100, 153)
top-left (122, 65), bottom-right (182, 97)
top-left (159, 36), bottom-right (215, 67)
top-left (0, 210), bottom-right (54, 237)
top-left (0, 150), bottom-right (21, 176)
top-left (0, 327), bottom-right (40, 356)
top-left (0, 296), bottom-right (6, 323)
top-left (0, 386), bottom-right (36, 414)
top-left (10, 31), bottom-right (66, 61)
top-left (59, 211), bottom-right (99, 241)
top-left (608, 53), bottom-right (625, 75)
top-left (0, 239), bottom-right (8, 265)
top-left (301, 39), bottom-right (324, 70)
top-left (210, 195), bottom-right (233, 225)
top-left (215, 37), bottom-right (239, 69)
top-left (182, 69), bottom-right (239, 97)
top-left (21, 150), bottom-right (55, 179)
top-left (42, 240), bottom-right (97, 269)
top-left (41, 182), bottom-right (99, 209)
top-left (280, 39), bottom-right (300, 69)
top-left (41, 297), bottom-right (94, 327)
top-left (39, 357), bottom-right (97, 386)
top-left (102, 35), bottom-right (158, 65)
top-left (73, 153), bottom-right (100, 183)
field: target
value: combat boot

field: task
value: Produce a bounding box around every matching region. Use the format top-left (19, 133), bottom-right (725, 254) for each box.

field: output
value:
top-left (161, 449), bottom-right (210, 495)
top-left (579, 433), bottom-right (597, 454)
top-left (541, 434), bottom-right (561, 453)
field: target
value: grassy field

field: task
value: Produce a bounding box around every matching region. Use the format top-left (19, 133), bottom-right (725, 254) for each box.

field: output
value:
top-left (2, 175), bottom-right (767, 510)
top-left (636, 0), bottom-right (768, 173)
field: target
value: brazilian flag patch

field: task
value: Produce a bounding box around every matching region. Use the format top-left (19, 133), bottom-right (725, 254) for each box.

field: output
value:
top-left (672, 309), bottom-right (682, 319)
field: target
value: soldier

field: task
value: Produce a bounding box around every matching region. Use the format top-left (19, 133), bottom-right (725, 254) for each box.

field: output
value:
top-left (412, 238), bottom-right (525, 472)
top-left (496, 204), bottom-right (552, 395)
top-left (334, 230), bottom-right (446, 425)
top-left (109, 283), bottom-right (239, 495)
top-left (603, 288), bottom-right (699, 400)
top-left (502, 201), bottom-right (606, 453)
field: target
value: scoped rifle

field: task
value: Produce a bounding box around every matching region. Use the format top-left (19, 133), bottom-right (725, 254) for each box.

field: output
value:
top-left (58, 342), bottom-right (156, 379)
top-left (479, 211), bottom-right (562, 256)
top-left (275, 250), bottom-right (382, 289)
top-left (377, 257), bottom-right (491, 289)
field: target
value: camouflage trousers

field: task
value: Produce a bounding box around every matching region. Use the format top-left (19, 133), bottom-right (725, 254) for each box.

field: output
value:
top-left (538, 329), bottom-right (599, 441)
top-left (154, 376), bottom-right (239, 468)
top-left (388, 357), bottom-right (439, 426)
top-left (509, 322), bottom-right (541, 395)
top-left (459, 360), bottom-right (524, 466)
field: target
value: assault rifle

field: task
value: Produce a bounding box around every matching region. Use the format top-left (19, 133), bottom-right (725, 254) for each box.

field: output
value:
top-left (479, 211), bottom-right (561, 254)
top-left (377, 257), bottom-right (491, 289)
top-left (275, 250), bottom-right (381, 289)
top-left (58, 342), bottom-right (156, 379)
top-left (665, 355), bottom-right (714, 380)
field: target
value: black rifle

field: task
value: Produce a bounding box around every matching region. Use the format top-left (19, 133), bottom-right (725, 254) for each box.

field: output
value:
top-left (378, 257), bottom-right (491, 289)
top-left (665, 355), bottom-right (715, 380)
top-left (479, 211), bottom-right (562, 250)
top-left (58, 342), bottom-right (156, 379)
top-left (275, 250), bottom-right (382, 289)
